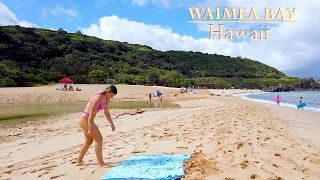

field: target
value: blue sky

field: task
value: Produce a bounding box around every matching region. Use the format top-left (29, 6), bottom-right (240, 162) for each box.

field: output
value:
top-left (1, 0), bottom-right (208, 39)
top-left (0, 0), bottom-right (319, 79)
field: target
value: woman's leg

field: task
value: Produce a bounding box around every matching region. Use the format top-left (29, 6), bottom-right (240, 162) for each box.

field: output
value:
top-left (90, 124), bottom-right (108, 166)
top-left (76, 115), bottom-right (94, 165)
top-left (76, 136), bottom-right (93, 165)
top-left (77, 114), bottom-right (108, 166)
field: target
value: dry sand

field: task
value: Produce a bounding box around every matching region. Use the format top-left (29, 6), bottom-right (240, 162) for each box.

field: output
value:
top-left (0, 84), bottom-right (206, 104)
top-left (0, 85), bottom-right (319, 180)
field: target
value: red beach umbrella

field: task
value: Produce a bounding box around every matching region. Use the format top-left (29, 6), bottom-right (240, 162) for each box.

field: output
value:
top-left (58, 78), bottom-right (73, 84)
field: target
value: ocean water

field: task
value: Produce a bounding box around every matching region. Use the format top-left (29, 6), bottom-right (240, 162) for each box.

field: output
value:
top-left (234, 91), bottom-right (320, 113)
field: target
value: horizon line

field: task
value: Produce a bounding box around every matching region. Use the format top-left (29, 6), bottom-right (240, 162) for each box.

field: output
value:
top-left (188, 19), bottom-right (297, 23)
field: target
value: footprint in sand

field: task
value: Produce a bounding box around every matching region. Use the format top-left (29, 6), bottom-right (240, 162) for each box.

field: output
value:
top-left (302, 168), bottom-right (312, 174)
top-left (50, 174), bottom-right (66, 179)
top-left (38, 171), bottom-right (50, 177)
top-left (272, 164), bottom-right (279, 168)
top-left (196, 144), bottom-right (203, 148)
top-left (274, 153), bottom-right (281, 157)
top-left (4, 170), bottom-right (12, 174)
top-left (240, 160), bottom-right (249, 169)
top-left (6, 165), bottom-right (14, 168)
top-left (268, 176), bottom-right (285, 180)
top-left (42, 162), bottom-right (50, 165)
top-left (37, 165), bottom-right (57, 172)
top-left (250, 174), bottom-right (260, 179)
top-left (132, 150), bottom-right (145, 154)
top-left (236, 142), bottom-right (245, 149)
top-left (177, 146), bottom-right (188, 149)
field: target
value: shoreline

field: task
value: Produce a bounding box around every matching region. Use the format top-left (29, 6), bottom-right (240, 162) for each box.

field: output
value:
top-left (234, 91), bottom-right (320, 114)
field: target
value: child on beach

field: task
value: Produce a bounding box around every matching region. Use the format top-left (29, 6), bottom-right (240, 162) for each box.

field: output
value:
top-left (76, 85), bottom-right (117, 167)
top-left (299, 97), bottom-right (304, 111)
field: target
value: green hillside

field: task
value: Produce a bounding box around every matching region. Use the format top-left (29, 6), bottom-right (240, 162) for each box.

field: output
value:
top-left (0, 25), bottom-right (308, 89)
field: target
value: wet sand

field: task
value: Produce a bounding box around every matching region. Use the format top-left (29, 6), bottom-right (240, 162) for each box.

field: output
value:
top-left (0, 85), bottom-right (319, 180)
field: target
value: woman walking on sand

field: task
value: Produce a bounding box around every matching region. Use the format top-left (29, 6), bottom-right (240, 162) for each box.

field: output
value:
top-left (76, 85), bottom-right (117, 167)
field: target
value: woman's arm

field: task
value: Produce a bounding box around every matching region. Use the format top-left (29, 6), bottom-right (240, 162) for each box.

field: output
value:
top-left (88, 95), bottom-right (101, 130)
top-left (104, 107), bottom-right (115, 131)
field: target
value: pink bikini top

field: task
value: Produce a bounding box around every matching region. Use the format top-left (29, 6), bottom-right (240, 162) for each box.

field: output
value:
top-left (89, 92), bottom-right (107, 111)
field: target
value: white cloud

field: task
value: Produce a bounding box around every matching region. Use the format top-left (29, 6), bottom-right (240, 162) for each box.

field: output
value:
top-left (95, 0), bottom-right (116, 8)
top-left (81, 0), bottom-right (320, 77)
top-left (131, 0), bottom-right (196, 8)
top-left (50, 5), bottom-right (78, 18)
top-left (0, 2), bottom-right (37, 27)
top-left (95, 0), bottom-right (196, 9)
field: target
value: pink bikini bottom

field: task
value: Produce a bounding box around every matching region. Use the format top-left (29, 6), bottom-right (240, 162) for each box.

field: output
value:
top-left (82, 110), bottom-right (89, 116)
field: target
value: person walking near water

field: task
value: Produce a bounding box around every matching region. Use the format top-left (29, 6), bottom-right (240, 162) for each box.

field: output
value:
top-left (299, 97), bottom-right (304, 111)
top-left (76, 85), bottom-right (117, 167)
top-left (274, 94), bottom-right (281, 106)
top-left (276, 94), bottom-right (281, 106)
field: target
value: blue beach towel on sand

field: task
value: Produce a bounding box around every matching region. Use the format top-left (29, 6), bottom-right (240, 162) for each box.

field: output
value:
top-left (101, 154), bottom-right (190, 180)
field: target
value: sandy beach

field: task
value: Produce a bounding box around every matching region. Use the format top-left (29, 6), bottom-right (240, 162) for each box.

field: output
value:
top-left (0, 85), bottom-right (319, 180)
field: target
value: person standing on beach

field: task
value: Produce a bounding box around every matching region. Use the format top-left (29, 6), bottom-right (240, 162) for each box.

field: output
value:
top-left (76, 85), bottom-right (117, 167)
top-left (276, 94), bottom-right (281, 106)
top-left (299, 97), bottom-right (304, 111)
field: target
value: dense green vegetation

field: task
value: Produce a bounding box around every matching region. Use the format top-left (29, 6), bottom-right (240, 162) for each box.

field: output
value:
top-left (0, 25), bottom-right (318, 90)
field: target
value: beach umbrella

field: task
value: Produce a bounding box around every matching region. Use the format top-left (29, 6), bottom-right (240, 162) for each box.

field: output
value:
top-left (58, 78), bottom-right (73, 84)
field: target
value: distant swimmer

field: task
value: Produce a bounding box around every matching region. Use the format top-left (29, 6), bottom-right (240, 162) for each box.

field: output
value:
top-left (76, 85), bottom-right (117, 167)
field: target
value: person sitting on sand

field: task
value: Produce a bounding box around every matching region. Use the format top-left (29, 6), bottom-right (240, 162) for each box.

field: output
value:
top-left (64, 83), bottom-right (68, 90)
top-left (76, 87), bottom-right (81, 91)
top-left (76, 85), bottom-right (117, 167)
top-left (69, 86), bottom-right (74, 91)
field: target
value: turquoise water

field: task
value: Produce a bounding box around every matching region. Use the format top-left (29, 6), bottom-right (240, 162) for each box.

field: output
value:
top-left (0, 101), bottom-right (178, 125)
top-left (235, 91), bottom-right (320, 113)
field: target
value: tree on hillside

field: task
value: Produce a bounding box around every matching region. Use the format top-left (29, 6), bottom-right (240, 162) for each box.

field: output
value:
top-left (76, 30), bottom-right (82, 35)
top-left (89, 70), bottom-right (106, 84)
top-left (1, 25), bottom-right (309, 90)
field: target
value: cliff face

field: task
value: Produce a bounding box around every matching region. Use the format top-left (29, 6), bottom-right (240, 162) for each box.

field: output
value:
top-left (263, 85), bottom-right (295, 92)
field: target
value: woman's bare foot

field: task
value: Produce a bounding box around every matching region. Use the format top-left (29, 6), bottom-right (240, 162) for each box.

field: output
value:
top-left (76, 161), bottom-right (85, 166)
top-left (99, 162), bottom-right (111, 167)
